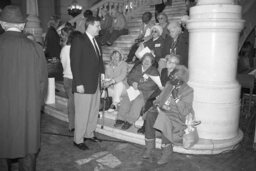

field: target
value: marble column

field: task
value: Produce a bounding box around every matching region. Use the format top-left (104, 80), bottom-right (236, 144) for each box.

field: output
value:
top-left (185, 0), bottom-right (244, 153)
top-left (24, 0), bottom-right (43, 43)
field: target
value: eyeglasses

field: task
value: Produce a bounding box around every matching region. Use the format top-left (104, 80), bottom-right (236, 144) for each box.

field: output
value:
top-left (152, 30), bottom-right (158, 33)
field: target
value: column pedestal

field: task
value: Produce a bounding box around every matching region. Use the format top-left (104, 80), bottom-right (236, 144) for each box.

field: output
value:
top-left (24, 0), bottom-right (43, 43)
top-left (179, 1), bottom-right (244, 154)
top-left (25, 14), bottom-right (43, 43)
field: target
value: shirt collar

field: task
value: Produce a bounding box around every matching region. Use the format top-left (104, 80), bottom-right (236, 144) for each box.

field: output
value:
top-left (7, 27), bottom-right (22, 32)
top-left (85, 31), bottom-right (94, 40)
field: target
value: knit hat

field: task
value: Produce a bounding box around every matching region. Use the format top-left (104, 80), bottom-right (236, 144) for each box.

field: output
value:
top-left (0, 5), bottom-right (26, 24)
top-left (151, 24), bottom-right (163, 36)
top-left (174, 65), bottom-right (189, 83)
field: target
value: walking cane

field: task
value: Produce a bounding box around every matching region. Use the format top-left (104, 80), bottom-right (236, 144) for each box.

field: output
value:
top-left (101, 88), bottom-right (107, 129)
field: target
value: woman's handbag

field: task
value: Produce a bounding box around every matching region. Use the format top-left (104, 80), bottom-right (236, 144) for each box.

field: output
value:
top-left (182, 113), bottom-right (201, 149)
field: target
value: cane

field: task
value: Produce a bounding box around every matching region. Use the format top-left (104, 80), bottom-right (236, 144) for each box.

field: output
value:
top-left (101, 88), bottom-right (107, 129)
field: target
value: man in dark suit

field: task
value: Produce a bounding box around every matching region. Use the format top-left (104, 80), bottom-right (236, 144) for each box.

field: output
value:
top-left (70, 16), bottom-right (105, 150)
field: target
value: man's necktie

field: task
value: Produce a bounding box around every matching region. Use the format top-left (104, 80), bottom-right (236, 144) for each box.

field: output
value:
top-left (93, 38), bottom-right (101, 57)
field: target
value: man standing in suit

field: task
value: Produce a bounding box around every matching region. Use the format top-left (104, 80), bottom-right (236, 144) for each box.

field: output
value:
top-left (70, 16), bottom-right (105, 150)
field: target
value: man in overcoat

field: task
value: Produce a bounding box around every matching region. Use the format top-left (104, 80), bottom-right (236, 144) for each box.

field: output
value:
top-left (0, 5), bottom-right (48, 170)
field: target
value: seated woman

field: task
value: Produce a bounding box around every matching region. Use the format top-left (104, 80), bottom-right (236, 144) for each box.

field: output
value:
top-left (105, 49), bottom-right (128, 110)
top-left (137, 53), bottom-right (181, 134)
top-left (143, 65), bottom-right (193, 165)
top-left (114, 53), bottom-right (159, 130)
top-left (161, 54), bottom-right (180, 86)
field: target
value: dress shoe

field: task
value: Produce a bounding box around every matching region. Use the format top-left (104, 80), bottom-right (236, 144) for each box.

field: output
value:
top-left (114, 119), bottom-right (125, 128)
top-left (121, 121), bottom-right (132, 130)
top-left (84, 137), bottom-right (102, 143)
top-left (73, 142), bottom-right (89, 150)
top-left (137, 125), bottom-right (145, 134)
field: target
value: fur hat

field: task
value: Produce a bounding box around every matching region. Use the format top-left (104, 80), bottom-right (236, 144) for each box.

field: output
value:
top-left (175, 65), bottom-right (189, 83)
top-left (0, 5), bottom-right (26, 24)
top-left (151, 24), bottom-right (163, 36)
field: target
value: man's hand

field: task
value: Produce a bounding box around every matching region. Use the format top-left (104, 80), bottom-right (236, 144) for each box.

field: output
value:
top-left (132, 82), bottom-right (138, 90)
top-left (76, 85), bottom-right (85, 93)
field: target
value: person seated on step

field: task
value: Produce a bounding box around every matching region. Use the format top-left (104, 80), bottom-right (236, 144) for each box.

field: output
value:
top-left (101, 8), bottom-right (128, 46)
top-left (135, 24), bottom-right (165, 72)
top-left (142, 65), bottom-right (193, 165)
top-left (97, 7), bottom-right (113, 45)
top-left (104, 49), bottom-right (128, 111)
top-left (163, 21), bottom-right (189, 67)
top-left (126, 11), bottom-right (155, 64)
top-left (237, 41), bottom-right (254, 74)
top-left (156, 12), bottom-right (169, 39)
top-left (137, 53), bottom-right (181, 134)
top-left (114, 53), bottom-right (159, 130)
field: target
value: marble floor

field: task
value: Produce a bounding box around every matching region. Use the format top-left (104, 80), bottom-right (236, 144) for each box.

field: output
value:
top-left (8, 113), bottom-right (256, 171)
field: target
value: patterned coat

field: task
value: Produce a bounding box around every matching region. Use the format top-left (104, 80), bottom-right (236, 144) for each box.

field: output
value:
top-left (153, 81), bottom-right (193, 144)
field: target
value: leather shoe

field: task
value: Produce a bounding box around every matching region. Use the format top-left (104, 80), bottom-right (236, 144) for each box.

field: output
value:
top-left (84, 137), bottom-right (102, 143)
top-left (121, 121), bottom-right (132, 130)
top-left (114, 119), bottom-right (125, 128)
top-left (73, 142), bottom-right (89, 150)
top-left (137, 125), bottom-right (145, 134)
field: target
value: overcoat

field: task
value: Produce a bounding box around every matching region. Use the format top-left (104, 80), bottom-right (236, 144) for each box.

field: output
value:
top-left (0, 31), bottom-right (48, 158)
top-left (153, 81), bottom-right (193, 144)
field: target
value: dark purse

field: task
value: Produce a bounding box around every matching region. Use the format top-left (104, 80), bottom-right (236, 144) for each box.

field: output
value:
top-left (99, 88), bottom-right (112, 111)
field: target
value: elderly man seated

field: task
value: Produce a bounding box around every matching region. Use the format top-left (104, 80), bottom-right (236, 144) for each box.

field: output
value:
top-left (142, 65), bottom-right (193, 165)
top-left (114, 53), bottom-right (159, 130)
top-left (163, 21), bottom-right (189, 67)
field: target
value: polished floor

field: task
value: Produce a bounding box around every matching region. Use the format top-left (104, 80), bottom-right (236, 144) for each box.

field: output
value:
top-left (8, 112), bottom-right (256, 171)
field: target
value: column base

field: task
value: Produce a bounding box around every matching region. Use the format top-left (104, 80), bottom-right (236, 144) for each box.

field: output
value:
top-left (173, 129), bottom-right (243, 154)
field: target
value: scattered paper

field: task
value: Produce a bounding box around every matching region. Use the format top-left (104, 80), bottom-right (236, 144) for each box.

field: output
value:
top-left (248, 69), bottom-right (256, 77)
top-left (96, 154), bottom-right (122, 168)
top-left (126, 86), bottom-right (141, 101)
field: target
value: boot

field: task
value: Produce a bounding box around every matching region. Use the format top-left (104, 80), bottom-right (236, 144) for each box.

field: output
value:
top-left (142, 139), bottom-right (155, 159)
top-left (157, 144), bottom-right (173, 165)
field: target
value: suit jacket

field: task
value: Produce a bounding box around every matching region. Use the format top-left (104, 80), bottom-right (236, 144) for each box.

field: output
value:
top-left (70, 33), bottom-right (105, 94)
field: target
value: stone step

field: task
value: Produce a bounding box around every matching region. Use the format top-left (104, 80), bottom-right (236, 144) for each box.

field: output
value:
top-left (44, 93), bottom-right (243, 155)
top-left (49, 82), bottom-right (243, 155)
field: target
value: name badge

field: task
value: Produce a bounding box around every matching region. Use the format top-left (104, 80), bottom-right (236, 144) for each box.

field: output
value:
top-left (155, 44), bottom-right (161, 47)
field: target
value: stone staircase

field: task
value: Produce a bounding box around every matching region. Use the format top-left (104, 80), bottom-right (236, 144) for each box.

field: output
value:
top-left (102, 0), bottom-right (187, 61)
top-left (44, 0), bottom-right (243, 155)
